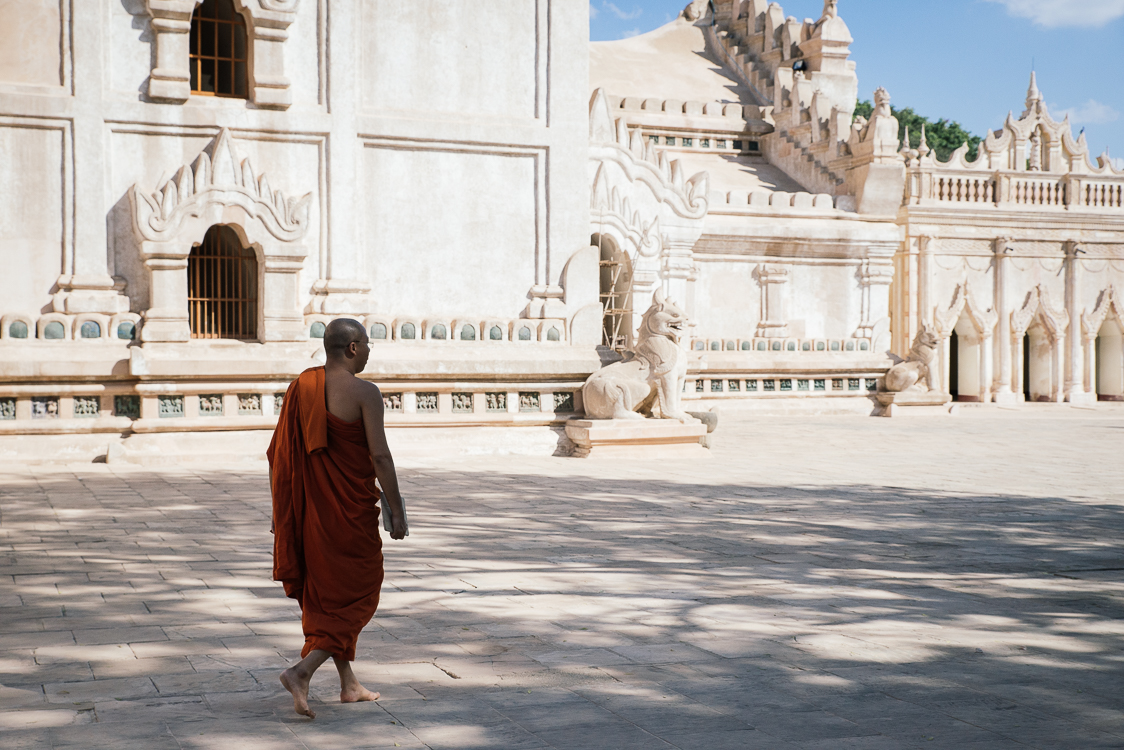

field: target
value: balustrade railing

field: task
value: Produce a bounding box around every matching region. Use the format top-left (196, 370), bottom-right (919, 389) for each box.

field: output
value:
top-left (1084, 181), bottom-right (1124, 209)
top-left (1009, 177), bottom-right (1066, 206)
top-left (934, 175), bottom-right (995, 204)
top-left (906, 168), bottom-right (1124, 210)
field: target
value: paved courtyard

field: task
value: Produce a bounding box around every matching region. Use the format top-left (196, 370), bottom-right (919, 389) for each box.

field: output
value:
top-left (1, 408), bottom-right (1123, 749)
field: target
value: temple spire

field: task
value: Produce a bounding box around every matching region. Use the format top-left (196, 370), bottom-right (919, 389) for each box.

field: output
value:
top-left (1025, 71), bottom-right (1042, 112)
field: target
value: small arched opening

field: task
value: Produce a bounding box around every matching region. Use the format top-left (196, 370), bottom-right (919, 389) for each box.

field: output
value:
top-left (950, 313), bottom-right (981, 401)
top-left (1095, 317), bottom-right (1124, 401)
top-left (592, 233), bottom-right (633, 351)
top-left (188, 225), bottom-right (258, 340)
top-left (1022, 321), bottom-right (1055, 402)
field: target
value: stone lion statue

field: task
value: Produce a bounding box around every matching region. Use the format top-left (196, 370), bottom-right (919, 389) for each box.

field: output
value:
top-left (884, 323), bottom-right (940, 392)
top-left (683, 0), bottom-right (709, 22)
top-left (582, 291), bottom-right (698, 423)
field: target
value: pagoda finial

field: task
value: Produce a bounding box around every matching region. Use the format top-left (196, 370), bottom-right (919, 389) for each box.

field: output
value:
top-left (1025, 71), bottom-right (1042, 113)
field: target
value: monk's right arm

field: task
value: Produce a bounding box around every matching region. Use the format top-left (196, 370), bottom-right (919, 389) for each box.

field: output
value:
top-left (362, 385), bottom-right (408, 540)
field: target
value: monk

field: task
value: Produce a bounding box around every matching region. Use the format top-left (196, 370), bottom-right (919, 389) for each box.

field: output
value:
top-left (268, 318), bottom-right (408, 719)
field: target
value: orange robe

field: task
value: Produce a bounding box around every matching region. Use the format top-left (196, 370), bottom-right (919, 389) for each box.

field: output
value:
top-left (267, 366), bottom-right (384, 661)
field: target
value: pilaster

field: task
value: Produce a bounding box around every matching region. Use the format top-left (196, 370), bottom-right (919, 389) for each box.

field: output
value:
top-left (756, 264), bottom-right (789, 338)
top-left (59, 0), bottom-right (127, 315)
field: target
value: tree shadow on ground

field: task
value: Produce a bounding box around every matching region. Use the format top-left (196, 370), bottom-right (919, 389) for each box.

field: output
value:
top-left (1, 466), bottom-right (1122, 748)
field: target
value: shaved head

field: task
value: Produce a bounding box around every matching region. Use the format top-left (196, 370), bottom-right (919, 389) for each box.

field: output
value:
top-left (324, 318), bottom-right (367, 356)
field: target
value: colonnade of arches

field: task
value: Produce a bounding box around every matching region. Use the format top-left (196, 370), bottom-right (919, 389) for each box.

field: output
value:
top-left (944, 307), bottom-right (1124, 402)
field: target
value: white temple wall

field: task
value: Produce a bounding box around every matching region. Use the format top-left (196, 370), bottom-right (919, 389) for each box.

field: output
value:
top-left (0, 0), bottom-right (63, 89)
top-left (359, 147), bottom-right (538, 320)
top-left (110, 1), bottom-right (157, 97)
top-left (360, 0), bottom-right (539, 120)
top-left (785, 263), bottom-right (863, 340)
top-left (0, 124), bottom-right (65, 316)
top-left (1007, 254), bottom-right (1066, 309)
top-left (692, 260), bottom-right (761, 339)
top-left (1078, 258), bottom-right (1124, 303)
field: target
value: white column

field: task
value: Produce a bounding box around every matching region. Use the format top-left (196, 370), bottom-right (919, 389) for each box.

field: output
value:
top-left (1064, 242), bottom-right (1093, 404)
top-left (1011, 327), bottom-right (1024, 402)
top-left (980, 334), bottom-right (993, 402)
top-left (992, 238), bottom-right (1016, 404)
top-left (1085, 335), bottom-right (1097, 394)
top-left (917, 236), bottom-right (933, 328)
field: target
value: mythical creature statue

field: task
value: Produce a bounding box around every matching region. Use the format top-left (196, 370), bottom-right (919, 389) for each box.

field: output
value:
top-left (683, 0), bottom-right (709, 22)
top-left (883, 323), bottom-right (940, 392)
top-left (582, 291), bottom-right (698, 423)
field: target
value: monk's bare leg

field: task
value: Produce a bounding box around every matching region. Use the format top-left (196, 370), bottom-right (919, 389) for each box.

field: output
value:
top-left (280, 649), bottom-right (331, 718)
top-left (334, 656), bottom-right (380, 703)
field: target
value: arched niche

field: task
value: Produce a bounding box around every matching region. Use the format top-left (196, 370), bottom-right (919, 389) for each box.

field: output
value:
top-left (1095, 317), bottom-right (1124, 401)
top-left (128, 129), bottom-right (310, 343)
top-left (1011, 285), bottom-right (1067, 403)
top-left (592, 232), bottom-right (633, 350)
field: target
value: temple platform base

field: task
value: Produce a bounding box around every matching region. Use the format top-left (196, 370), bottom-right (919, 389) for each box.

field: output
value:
top-left (564, 418), bottom-right (709, 458)
top-left (876, 391), bottom-right (957, 418)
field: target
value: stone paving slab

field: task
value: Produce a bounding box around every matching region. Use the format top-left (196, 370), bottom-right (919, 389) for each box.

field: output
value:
top-left (1, 410), bottom-right (1123, 748)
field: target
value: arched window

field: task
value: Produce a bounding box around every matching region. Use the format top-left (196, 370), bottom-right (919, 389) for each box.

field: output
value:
top-left (188, 225), bottom-right (258, 339)
top-left (190, 0), bottom-right (248, 99)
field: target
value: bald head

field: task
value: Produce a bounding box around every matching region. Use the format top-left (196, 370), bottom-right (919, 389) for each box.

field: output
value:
top-left (323, 318), bottom-right (367, 357)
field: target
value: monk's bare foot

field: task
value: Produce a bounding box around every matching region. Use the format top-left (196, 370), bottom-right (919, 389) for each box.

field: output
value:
top-left (340, 684), bottom-right (380, 703)
top-left (335, 658), bottom-right (380, 703)
top-left (280, 667), bottom-right (316, 718)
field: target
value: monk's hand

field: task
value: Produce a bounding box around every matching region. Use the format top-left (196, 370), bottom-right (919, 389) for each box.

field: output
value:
top-left (390, 512), bottom-right (408, 540)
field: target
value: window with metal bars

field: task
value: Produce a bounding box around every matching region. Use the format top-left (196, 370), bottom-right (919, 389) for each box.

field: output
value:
top-left (189, 0), bottom-right (248, 98)
top-left (188, 226), bottom-right (258, 340)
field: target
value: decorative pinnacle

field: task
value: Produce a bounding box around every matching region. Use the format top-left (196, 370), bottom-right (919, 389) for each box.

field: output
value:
top-left (1026, 71), bottom-right (1041, 110)
top-left (917, 124), bottom-right (930, 158)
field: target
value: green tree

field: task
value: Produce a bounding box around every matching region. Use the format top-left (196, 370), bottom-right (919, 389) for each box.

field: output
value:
top-left (854, 100), bottom-right (982, 162)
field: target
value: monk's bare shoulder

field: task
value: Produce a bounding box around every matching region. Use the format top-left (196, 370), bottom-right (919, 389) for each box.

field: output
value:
top-left (353, 378), bottom-right (384, 408)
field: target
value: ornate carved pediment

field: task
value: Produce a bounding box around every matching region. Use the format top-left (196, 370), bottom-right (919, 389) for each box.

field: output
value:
top-left (1011, 284), bottom-right (1068, 336)
top-left (588, 88), bottom-right (709, 269)
top-left (130, 128), bottom-right (311, 246)
top-left (935, 280), bottom-right (997, 338)
top-left (1082, 286), bottom-right (1123, 338)
top-left (589, 89), bottom-right (709, 221)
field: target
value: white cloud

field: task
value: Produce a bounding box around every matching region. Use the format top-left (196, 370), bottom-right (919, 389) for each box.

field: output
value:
top-left (984, 0), bottom-right (1124, 27)
top-left (604, 2), bottom-right (643, 21)
top-left (620, 27), bottom-right (642, 38)
top-left (1050, 99), bottom-right (1120, 125)
top-left (589, 2), bottom-right (599, 20)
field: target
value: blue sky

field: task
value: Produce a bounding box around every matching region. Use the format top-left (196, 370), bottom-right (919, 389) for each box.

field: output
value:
top-left (590, 0), bottom-right (1124, 166)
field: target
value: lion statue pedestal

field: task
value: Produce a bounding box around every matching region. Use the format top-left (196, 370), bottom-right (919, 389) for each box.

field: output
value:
top-left (566, 291), bottom-right (708, 458)
top-left (877, 323), bottom-right (956, 417)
